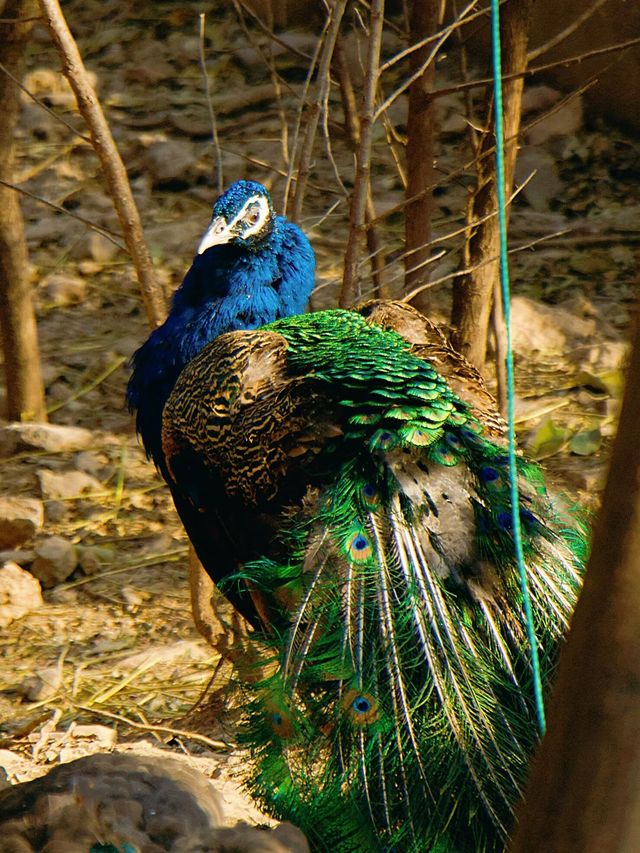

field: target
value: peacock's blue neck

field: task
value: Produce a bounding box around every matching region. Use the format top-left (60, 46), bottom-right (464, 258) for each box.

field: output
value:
top-left (127, 214), bottom-right (315, 464)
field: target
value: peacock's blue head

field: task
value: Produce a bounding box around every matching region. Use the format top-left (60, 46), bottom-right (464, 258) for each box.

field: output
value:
top-left (197, 180), bottom-right (276, 254)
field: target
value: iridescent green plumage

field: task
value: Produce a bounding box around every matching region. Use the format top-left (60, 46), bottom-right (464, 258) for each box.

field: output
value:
top-left (162, 303), bottom-right (586, 853)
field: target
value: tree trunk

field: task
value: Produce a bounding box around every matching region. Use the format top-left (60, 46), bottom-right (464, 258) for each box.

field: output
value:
top-left (509, 308), bottom-right (640, 853)
top-left (450, 0), bottom-right (533, 371)
top-left (0, 0), bottom-right (47, 423)
top-left (340, 0), bottom-right (385, 308)
top-left (334, 36), bottom-right (388, 299)
top-left (404, 0), bottom-right (441, 312)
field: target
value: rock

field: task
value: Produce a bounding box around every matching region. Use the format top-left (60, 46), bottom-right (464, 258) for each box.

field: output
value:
top-left (74, 450), bottom-right (107, 477)
top-left (143, 139), bottom-right (199, 186)
top-left (525, 95), bottom-right (583, 145)
top-left (213, 821), bottom-right (310, 852)
top-left (15, 666), bottom-right (62, 702)
top-left (115, 640), bottom-right (211, 672)
top-left (20, 103), bottom-right (60, 141)
top-left (77, 260), bottom-right (103, 276)
top-left (65, 724), bottom-right (117, 749)
top-left (67, 232), bottom-right (120, 263)
top-left (568, 252), bottom-right (611, 275)
top-left (88, 232), bottom-right (120, 263)
top-left (39, 272), bottom-right (87, 307)
top-left (25, 214), bottom-right (72, 245)
top-left (124, 55), bottom-right (175, 86)
top-left (145, 220), bottom-right (201, 259)
top-left (521, 85), bottom-right (562, 115)
top-left (440, 109), bottom-right (468, 135)
top-left (121, 585), bottom-right (145, 612)
top-left (30, 537), bottom-right (78, 588)
top-left (48, 585), bottom-right (79, 604)
top-left (0, 748), bottom-right (35, 784)
top-left (44, 500), bottom-right (68, 523)
top-left (22, 67), bottom-right (98, 109)
top-left (510, 296), bottom-right (597, 356)
top-left (585, 339), bottom-right (628, 373)
top-left (0, 423), bottom-right (93, 456)
top-left (0, 497), bottom-right (44, 548)
top-left (0, 548), bottom-right (35, 566)
top-left (0, 561), bottom-right (43, 627)
top-left (234, 30), bottom-right (315, 66)
top-left (76, 545), bottom-right (113, 575)
top-left (515, 148), bottom-right (562, 211)
top-left (565, 464), bottom-right (608, 493)
top-left (40, 362), bottom-right (66, 387)
top-left (37, 469), bottom-right (102, 501)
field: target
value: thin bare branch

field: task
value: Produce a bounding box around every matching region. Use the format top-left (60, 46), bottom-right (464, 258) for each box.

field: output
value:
top-left (0, 59), bottom-right (90, 141)
top-left (379, 0), bottom-right (484, 74)
top-left (218, 144), bottom-right (342, 196)
top-left (231, 0), bottom-right (296, 182)
top-left (73, 704), bottom-right (230, 750)
top-left (281, 14), bottom-right (327, 213)
top-left (37, 0), bottom-right (165, 328)
top-left (368, 76), bottom-right (596, 228)
top-left (528, 0), bottom-right (611, 61)
top-left (0, 178), bottom-right (126, 249)
top-left (235, 0), bottom-right (313, 61)
top-left (401, 227), bottom-right (569, 304)
top-left (340, 0), bottom-right (385, 307)
top-left (431, 34), bottom-right (640, 101)
top-left (198, 13), bottom-right (223, 195)
top-left (334, 34), bottom-right (387, 297)
top-left (374, 0), bottom-right (479, 122)
top-left (290, 0), bottom-right (347, 223)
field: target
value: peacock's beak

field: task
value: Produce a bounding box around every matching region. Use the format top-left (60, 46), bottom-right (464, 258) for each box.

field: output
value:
top-left (197, 216), bottom-right (235, 254)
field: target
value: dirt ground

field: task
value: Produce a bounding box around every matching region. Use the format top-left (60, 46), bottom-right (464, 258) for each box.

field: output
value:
top-left (0, 0), bottom-right (638, 827)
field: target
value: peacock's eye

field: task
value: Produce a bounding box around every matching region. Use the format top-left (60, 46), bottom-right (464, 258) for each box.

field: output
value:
top-left (247, 205), bottom-right (261, 225)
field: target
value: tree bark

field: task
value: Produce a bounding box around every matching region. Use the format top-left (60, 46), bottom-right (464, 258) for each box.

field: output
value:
top-left (334, 36), bottom-right (388, 299)
top-left (0, 0), bottom-right (47, 422)
top-left (404, 0), bottom-right (441, 312)
top-left (451, 0), bottom-right (533, 371)
top-left (340, 0), bottom-right (385, 308)
top-left (509, 308), bottom-right (640, 852)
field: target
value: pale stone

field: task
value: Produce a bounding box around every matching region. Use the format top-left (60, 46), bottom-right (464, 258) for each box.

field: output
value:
top-left (30, 537), bottom-right (77, 588)
top-left (0, 561), bottom-right (43, 628)
top-left (0, 497), bottom-right (44, 548)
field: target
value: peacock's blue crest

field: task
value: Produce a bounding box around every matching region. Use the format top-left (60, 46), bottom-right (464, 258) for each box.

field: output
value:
top-left (211, 179), bottom-right (273, 221)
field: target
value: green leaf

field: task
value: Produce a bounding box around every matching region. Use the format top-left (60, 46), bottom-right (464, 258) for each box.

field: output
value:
top-left (525, 418), bottom-right (569, 459)
top-left (569, 427), bottom-right (602, 456)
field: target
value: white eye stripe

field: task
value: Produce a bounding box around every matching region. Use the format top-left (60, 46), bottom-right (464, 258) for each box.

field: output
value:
top-left (238, 195), bottom-right (270, 238)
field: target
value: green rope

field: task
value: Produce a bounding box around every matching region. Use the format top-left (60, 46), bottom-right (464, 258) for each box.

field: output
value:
top-left (490, 0), bottom-right (546, 736)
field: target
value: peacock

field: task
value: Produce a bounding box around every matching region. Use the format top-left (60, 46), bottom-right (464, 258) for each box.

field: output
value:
top-left (0, 751), bottom-right (309, 852)
top-left (127, 179), bottom-right (315, 614)
top-left (129, 181), bottom-right (586, 852)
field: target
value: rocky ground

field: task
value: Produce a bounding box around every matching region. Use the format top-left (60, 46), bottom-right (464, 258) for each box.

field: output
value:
top-left (0, 0), bottom-right (638, 833)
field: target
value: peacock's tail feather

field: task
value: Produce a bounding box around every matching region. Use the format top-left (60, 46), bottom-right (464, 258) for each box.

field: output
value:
top-left (162, 307), bottom-right (587, 853)
top-left (236, 429), bottom-right (584, 852)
